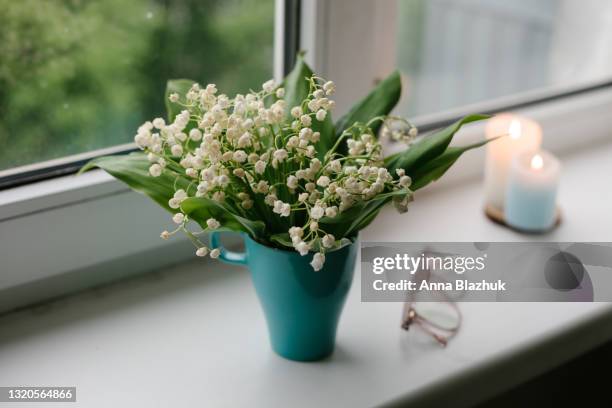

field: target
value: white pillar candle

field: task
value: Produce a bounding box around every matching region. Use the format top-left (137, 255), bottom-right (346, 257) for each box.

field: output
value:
top-left (484, 114), bottom-right (542, 209)
top-left (504, 150), bottom-right (561, 231)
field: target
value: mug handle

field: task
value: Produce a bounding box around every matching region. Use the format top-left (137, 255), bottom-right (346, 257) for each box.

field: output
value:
top-left (210, 232), bottom-right (248, 266)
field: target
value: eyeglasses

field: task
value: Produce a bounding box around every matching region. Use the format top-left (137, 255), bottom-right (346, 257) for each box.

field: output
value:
top-left (400, 254), bottom-right (462, 347)
top-left (401, 298), bottom-right (462, 347)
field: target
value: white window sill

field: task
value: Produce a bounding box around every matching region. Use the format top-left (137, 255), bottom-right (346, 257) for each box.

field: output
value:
top-left (1, 143), bottom-right (611, 407)
top-left (0, 169), bottom-right (122, 221)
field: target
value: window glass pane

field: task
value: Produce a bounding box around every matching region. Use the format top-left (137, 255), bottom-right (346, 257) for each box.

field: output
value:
top-left (0, 0), bottom-right (274, 171)
top-left (396, 0), bottom-right (612, 117)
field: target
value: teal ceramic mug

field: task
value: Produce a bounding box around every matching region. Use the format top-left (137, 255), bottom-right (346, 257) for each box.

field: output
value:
top-left (210, 232), bottom-right (358, 361)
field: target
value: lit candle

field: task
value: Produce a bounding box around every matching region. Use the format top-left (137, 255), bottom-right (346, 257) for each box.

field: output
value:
top-left (504, 150), bottom-right (561, 232)
top-left (484, 114), bottom-right (542, 209)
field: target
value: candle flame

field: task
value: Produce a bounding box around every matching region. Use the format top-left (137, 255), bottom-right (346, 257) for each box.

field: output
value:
top-left (509, 120), bottom-right (522, 139)
top-left (531, 154), bottom-right (544, 170)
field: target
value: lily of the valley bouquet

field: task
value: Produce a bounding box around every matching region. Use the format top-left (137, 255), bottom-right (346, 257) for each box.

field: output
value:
top-left (83, 56), bottom-right (489, 271)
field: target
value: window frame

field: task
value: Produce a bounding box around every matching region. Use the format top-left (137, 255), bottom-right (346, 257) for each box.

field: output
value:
top-left (301, 0), bottom-right (612, 185)
top-left (297, 0), bottom-right (612, 191)
top-left (302, 0), bottom-right (612, 131)
top-left (2, 0), bottom-right (612, 314)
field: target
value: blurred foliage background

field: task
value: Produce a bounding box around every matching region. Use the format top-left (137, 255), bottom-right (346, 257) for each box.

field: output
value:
top-left (0, 0), bottom-right (274, 171)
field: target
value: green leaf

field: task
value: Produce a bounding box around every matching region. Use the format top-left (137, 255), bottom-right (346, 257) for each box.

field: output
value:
top-left (80, 153), bottom-right (191, 213)
top-left (312, 111), bottom-right (335, 161)
top-left (282, 53), bottom-right (312, 121)
top-left (318, 189), bottom-right (408, 237)
top-left (165, 79), bottom-right (196, 122)
top-left (180, 197), bottom-right (265, 238)
top-left (385, 114), bottom-right (490, 174)
top-left (270, 233), bottom-right (293, 248)
top-left (318, 202), bottom-right (366, 237)
top-left (344, 189), bottom-right (409, 236)
top-left (348, 205), bottom-right (384, 233)
top-left (270, 233), bottom-right (355, 253)
top-left (344, 200), bottom-right (386, 236)
top-left (310, 236), bottom-right (355, 253)
top-left (334, 71), bottom-right (402, 138)
top-left (282, 53), bottom-right (335, 160)
top-left (410, 138), bottom-right (491, 190)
